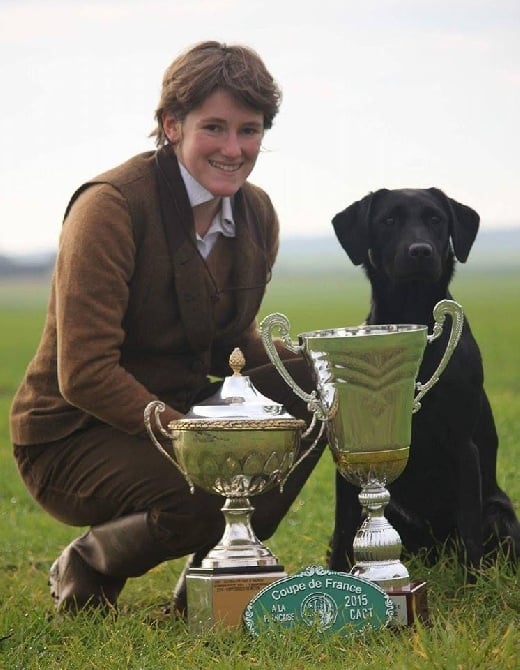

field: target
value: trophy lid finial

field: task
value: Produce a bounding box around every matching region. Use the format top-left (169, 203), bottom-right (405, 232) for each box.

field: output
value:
top-left (229, 347), bottom-right (246, 376)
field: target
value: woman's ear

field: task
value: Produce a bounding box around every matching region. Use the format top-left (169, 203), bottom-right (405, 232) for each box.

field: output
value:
top-left (162, 112), bottom-right (182, 145)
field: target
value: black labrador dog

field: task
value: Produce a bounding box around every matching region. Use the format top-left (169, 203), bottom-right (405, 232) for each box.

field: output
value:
top-left (328, 187), bottom-right (520, 575)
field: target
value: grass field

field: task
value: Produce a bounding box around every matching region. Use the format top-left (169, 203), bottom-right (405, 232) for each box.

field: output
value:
top-left (0, 269), bottom-right (519, 669)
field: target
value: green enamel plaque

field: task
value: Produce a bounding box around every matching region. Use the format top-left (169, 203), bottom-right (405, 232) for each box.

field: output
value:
top-left (243, 565), bottom-right (394, 635)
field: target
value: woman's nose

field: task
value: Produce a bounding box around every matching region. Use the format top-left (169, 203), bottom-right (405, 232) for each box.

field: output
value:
top-left (220, 132), bottom-right (242, 158)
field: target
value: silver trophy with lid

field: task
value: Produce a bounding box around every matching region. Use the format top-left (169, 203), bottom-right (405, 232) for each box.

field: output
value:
top-left (144, 348), bottom-right (316, 631)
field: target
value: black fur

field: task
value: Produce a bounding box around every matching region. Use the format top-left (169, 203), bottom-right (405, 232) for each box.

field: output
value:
top-left (328, 187), bottom-right (520, 575)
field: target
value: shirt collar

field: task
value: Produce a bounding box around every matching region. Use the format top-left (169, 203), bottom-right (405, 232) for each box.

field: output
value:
top-left (178, 161), bottom-right (236, 254)
top-left (179, 161), bottom-right (235, 227)
top-left (179, 161), bottom-right (213, 206)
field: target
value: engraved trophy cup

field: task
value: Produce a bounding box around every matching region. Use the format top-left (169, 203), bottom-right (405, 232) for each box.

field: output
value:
top-left (144, 348), bottom-right (317, 632)
top-left (260, 299), bottom-right (464, 626)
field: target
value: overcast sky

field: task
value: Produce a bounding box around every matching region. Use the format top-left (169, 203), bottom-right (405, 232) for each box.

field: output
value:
top-left (1, 0), bottom-right (519, 255)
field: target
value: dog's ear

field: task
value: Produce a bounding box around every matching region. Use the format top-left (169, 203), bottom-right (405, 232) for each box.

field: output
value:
top-left (332, 193), bottom-right (375, 265)
top-left (427, 187), bottom-right (480, 262)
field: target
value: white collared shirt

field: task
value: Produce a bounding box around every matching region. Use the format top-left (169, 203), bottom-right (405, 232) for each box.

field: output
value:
top-left (178, 162), bottom-right (236, 259)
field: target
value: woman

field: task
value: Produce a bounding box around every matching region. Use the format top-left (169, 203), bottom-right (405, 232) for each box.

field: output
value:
top-left (10, 41), bottom-right (324, 614)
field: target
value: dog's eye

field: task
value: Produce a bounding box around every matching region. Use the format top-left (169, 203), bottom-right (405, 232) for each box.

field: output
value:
top-left (384, 217), bottom-right (396, 226)
top-left (429, 215), bottom-right (441, 225)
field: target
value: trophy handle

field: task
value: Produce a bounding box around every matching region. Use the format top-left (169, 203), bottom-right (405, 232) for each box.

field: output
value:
top-left (260, 312), bottom-right (326, 422)
top-left (143, 400), bottom-right (195, 493)
top-left (279, 418), bottom-right (326, 492)
top-left (413, 299), bottom-right (464, 413)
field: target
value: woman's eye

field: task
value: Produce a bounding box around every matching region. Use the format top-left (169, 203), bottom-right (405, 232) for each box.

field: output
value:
top-left (238, 127), bottom-right (262, 138)
top-left (204, 124), bottom-right (223, 133)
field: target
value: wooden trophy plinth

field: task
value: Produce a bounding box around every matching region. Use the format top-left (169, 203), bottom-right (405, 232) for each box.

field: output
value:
top-left (186, 565), bottom-right (286, 633)
top-left (386, 581), bottom-right (429, 627)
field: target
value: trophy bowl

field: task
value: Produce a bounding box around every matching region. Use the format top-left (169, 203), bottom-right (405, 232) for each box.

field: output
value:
top-left (260, 300), bottom-right (464, 590)
top-left (167, 417), bottom-right (303, 499)
top-left (144, 348), bottom-right (308, 570)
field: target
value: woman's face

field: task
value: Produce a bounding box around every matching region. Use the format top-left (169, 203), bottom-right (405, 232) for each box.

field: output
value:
top-left (163, 88), bottom-right (264, 197)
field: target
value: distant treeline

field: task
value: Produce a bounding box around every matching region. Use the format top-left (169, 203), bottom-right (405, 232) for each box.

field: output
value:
top-left (0, 253), bottom-right (56, 278)
top-left (1, 227), bottom-right (518, 279)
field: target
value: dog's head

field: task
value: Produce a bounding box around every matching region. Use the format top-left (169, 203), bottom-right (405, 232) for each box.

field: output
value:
top-left (332, 188), bottom-right (480, 283)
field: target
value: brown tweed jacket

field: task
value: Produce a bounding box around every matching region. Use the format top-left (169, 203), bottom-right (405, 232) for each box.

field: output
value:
top-left (10, 147), bottom-right (280, 445)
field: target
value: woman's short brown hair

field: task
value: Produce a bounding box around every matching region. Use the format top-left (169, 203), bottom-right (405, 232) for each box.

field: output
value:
top-left (151, 41), bottom-right (282, 146)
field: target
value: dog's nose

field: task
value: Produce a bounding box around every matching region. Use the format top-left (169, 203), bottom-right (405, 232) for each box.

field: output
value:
top-left (408, 242), bottom-right (433, 259)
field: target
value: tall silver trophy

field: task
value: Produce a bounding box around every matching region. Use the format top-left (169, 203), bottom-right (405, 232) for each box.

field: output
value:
top-left (144, 348), bottom-right (317, 632)
top-left (260, 299), bottom-right (464, 626)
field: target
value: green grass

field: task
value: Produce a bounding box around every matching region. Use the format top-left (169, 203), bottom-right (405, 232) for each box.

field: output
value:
top-left (0, 271), bottom-right (519, 669)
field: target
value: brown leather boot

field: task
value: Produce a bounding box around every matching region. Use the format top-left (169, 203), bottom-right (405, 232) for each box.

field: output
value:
top-left (49, 544), bottom-right (126, 614)
top-left (49, 512), bottom-right (171, 613)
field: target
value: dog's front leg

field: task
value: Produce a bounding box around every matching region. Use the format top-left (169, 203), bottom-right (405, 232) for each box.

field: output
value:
top-left (328, 471), bottom-right (362, 571)
top-left (455, 438), bottom-right (484, 577)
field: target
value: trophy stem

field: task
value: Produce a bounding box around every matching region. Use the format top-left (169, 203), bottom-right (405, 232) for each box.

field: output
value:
top-left (201, 497), bottom-right (279, 569)
top-left (351, 479), bottom-right (410, 590)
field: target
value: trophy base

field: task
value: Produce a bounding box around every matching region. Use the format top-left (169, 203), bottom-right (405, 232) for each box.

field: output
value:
top-left (186, 565), bottom-right (287, 633)
top-left (386, 581), bottom-right (429, 627)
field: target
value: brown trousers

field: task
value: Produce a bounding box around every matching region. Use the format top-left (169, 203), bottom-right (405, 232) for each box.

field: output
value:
top-left (13, 359), bottom-right (325, 562)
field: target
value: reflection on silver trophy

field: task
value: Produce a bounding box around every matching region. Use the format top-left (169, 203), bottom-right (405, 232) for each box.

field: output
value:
top-left (144, 348), bottom-right (318, 631)
top-left (260, 299), bottom-right (463, 623)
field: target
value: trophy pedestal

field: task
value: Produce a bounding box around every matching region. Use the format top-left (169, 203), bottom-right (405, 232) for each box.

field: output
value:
top-left (186, 565), bottom-right (287, 633)
top-left (386, 581), bottom-right (429, 627)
